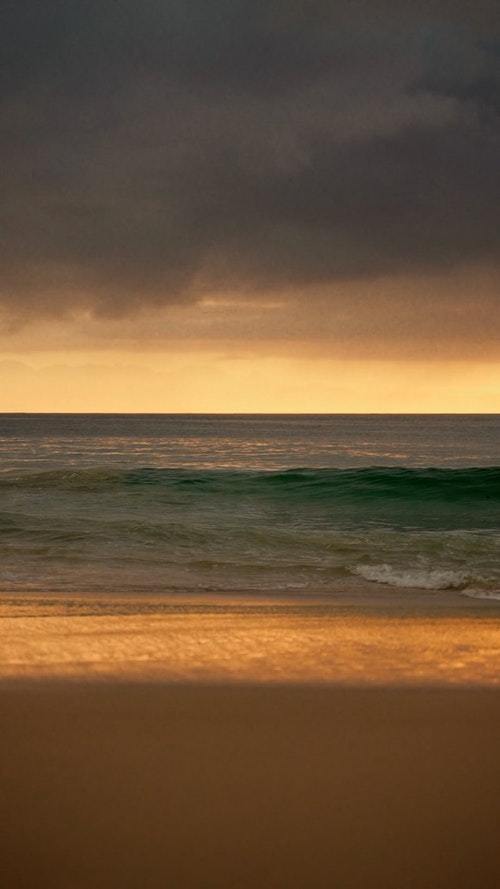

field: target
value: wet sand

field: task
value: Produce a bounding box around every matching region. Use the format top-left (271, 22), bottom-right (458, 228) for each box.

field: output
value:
top-left (1, 591), bottom-right (500, 684)
top-left (1, 683), bottom-right (500, 889)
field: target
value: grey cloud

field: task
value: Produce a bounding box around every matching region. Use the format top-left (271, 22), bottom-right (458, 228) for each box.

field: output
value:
top-left (0, 0), bottom-right (498, 323)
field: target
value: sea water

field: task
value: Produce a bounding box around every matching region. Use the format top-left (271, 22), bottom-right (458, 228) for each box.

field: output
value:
top-left (0, 414), bottom-right (498, 601)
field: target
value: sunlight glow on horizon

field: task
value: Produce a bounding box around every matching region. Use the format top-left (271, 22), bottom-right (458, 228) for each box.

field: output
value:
top-left (1, 350), bottom-right (498, 413)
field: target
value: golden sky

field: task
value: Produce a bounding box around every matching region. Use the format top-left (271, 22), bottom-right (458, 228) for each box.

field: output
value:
top-left (2, 272), bottom-right (499, 413)
top-left (1, 352), bottom-right (498, 413)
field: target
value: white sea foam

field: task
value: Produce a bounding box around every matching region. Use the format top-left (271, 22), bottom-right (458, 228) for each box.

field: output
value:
top-left (461, 588), bottom-right (500, 601)
top-left (353, 563), bottom-right (468, 590)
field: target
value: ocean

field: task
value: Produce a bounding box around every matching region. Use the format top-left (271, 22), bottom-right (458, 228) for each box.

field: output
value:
top-left (0, 413), bottom-right (499, 602)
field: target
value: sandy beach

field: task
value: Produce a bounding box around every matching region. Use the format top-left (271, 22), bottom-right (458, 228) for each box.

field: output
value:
top-left (1, 682), bottom-right (499, 889)
top-left (1, 594), bottom-right (500, 888)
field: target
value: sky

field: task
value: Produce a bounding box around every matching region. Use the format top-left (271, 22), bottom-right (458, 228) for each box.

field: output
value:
top-left (1, 0), bottom-right (499, 411)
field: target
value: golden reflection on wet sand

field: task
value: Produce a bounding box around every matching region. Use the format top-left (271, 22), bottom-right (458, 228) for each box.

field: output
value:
top-left (1, 607), bottom-right (499, 684)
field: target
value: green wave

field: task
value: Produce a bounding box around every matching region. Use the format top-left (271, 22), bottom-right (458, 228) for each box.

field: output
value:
top-left (2, 465), bottom-right (499, 501)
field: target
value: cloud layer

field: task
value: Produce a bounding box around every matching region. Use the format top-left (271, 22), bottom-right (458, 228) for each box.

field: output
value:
top-left (1, 0), bottom-right (499, 328)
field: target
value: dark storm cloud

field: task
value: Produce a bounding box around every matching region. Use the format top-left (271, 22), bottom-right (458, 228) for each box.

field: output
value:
top-left (0, 0), bottom-right (499, 321)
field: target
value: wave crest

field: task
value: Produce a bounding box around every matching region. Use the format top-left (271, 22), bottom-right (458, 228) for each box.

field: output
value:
top-left (353, 563), bottom-right (469, 590)
top-left (2, 465), bottom-right (499, 496)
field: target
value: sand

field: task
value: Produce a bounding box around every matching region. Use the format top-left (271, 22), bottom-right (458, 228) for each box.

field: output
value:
top-left (1, 682), bottom-right (500, 889)
top-left (1, 592), bottom-right (500, 684)
top-left (1, 596), bottom-right (500, 887)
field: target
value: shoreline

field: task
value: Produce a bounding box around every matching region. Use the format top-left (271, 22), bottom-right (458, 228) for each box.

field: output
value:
top-left (2, 582), bottom-right (500, 609)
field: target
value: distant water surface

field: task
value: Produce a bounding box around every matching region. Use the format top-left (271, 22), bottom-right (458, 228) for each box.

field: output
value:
top-left (0, 414), bottom-right (498, 601)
